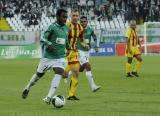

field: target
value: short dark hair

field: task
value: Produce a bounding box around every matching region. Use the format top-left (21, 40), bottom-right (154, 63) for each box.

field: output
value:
top-left (80, 16), bottom-right (87, 20)
top-left (71, 8), bottom-right (79, 13)
top-left (56, 9), bottom-right (67, 16)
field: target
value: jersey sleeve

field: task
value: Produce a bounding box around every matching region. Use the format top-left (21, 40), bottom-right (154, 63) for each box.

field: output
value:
top-left (65, 27), bottom-right (71, 50)
top-left (66, 37), bottom-right (71, 50)
top-left (90, 28), bottom-right (99, 48)
top-left (41, 25), bottom-right (54, 47)
top-left (79, 25), bottom-right (84, 42)
top-left (91, 28), bottom-right (96, 40)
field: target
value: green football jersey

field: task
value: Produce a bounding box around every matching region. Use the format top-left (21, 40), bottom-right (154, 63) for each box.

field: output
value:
top-left (77, 26), bottom-right (98, 51)
top-left (41, 22), bottom-right (69, 59)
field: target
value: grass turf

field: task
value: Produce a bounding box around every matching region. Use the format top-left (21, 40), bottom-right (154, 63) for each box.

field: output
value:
top-left (0, 56), bottom-right (160, 116)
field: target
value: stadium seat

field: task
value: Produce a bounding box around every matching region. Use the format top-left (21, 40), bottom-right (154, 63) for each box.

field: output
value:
top-left (104, 20), bottom-right (111, 29)
top-left (125, 21), bottom-right (129, 28)
top-left (95, 21), bottom-right (100, 29)
top-left (113, 18), bottom-right (120, 29)
top-left (109, 21), bottom-right (115, 29)
top-left (100, 20), bottom-right (105, 29)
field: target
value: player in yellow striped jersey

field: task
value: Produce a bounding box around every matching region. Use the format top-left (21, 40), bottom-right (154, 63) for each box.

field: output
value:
top-left (66, 9), bottom-right (89, 100)
top-left (125, 20), bottom-right (142, 77)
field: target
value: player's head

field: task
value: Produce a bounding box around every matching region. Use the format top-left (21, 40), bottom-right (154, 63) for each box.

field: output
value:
top-left (56, 9), bottom-right (67, 26)
top-left (71, 8), bottom-right (80, 23)
top-left (80, 16), bottom-right (88, 28)
top-left (129, 19), bottom-right (136, 29)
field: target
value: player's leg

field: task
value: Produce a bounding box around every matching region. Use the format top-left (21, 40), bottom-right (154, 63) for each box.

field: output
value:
top-left (67, 50), bottom-right (80, 100)
top-left (132, 54), bottom-right (142, 77)
top-left (132, 47), bottom-right (142, 77)
top-left (126, 57), bottom-right (133, 77)
top-left (79, 50), bottom-right (101, 92)
top-left (43, 58), bottom-right (66, 104)
top-left (78, 50), bottom-right (85, 72)
top-left (44, 67), bottom-right (65, 104)
top-left (79, 64), bottom-right (85, 72)
top-left (67, 63), bottom-right (80, 100)
top-left (22, 72), bottom-right (45, 99)
top-left (84, 62), bottom-right (101, 92)
top-left (65, 58), bottom-right (72, 78)
top-left (125, 47), bottom-right (134, 77)
top-left (25, 72), bottom-right (45, 91)
top-left (22, 58), bottom-right (49, 99)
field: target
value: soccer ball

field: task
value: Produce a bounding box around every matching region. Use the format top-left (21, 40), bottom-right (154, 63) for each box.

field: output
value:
top-left (52, 95), bottom-right (65, 108)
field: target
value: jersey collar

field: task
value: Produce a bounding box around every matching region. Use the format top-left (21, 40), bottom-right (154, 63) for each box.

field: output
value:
top-left (55, 22), bottom-right (65, 28)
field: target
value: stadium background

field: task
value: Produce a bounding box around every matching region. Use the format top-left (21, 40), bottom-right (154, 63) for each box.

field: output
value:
top-left (0, 0), bottom-right (160, 58)
top-left (0, 0), bottom-right (160, 116)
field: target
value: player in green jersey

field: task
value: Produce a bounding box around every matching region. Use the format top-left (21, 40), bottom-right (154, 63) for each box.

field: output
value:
top-left (67, 16), bottom-right (100, 92)
top-left (22, 9), bottom-right (70, 104)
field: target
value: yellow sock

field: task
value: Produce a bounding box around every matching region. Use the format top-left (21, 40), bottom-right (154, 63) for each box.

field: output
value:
top-left (126, 62), bottom-right (131, 74)
top-left (133, 60), bottom-right (142, 72)
top-left (68, 75), bottom-right (78, 97)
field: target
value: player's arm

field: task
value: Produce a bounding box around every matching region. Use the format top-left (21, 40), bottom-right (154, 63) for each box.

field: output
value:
top-left (79, 30), bottom-right (89, 49)
top-left (138, 37), bottom-right (141, 47)
top-left (126, 37), bottom-right (131, 53)
top-left (66, 38), bottom-right (71, 50)
top-left (137, 35), bottom-right (142, 52)
top-left (41, 25), bottom-right (55, 51)
top-left (125, 29), bottom-right (132, 54)
top-left (66, 34), bottom-right (71, 56)
top-left (91, 30), bottom-right (99, 52)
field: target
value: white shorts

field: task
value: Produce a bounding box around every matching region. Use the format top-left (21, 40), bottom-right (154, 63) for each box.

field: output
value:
top-left (37, 58), bottom-right (66, 73)
top-left (78, 50), bottom-right (90, 65)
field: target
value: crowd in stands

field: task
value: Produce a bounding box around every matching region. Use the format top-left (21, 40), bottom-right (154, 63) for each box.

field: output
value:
top-left (0, 0), bottom-right (160, 26)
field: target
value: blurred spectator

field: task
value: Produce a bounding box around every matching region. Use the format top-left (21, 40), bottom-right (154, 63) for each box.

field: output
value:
top-left (1, 0), bottom-right (160, 26)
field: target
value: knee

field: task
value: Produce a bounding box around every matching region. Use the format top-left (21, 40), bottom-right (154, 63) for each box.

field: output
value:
top-left (85, 63), bottom-right (91, 71)
top-left (138, 58), bottom-right (142, 62)
top-left (136, 56), bottom-right (143, 62)
top-left (79, 65), bottom-right (85, 72)
top-left (127, 58), bottom-right (132, 64)
top-left (36, 72), bottom-right (45, 78)
top-left (72, 69), bottom-right (79, 77)
top-left (54, 68), bottom-right (64, 76)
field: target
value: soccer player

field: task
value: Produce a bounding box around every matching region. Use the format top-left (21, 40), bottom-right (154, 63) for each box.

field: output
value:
top-left (125, 19), bottom-right (142, 77)
top-left (22, 9), bottom-right (70, 104)
top-left (77, 16), bottom-right (101, 91)
top-left (66, 9), bottom-right (89, 100)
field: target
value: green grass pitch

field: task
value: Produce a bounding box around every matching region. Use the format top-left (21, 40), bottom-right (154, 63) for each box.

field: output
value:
top-left (0, 56), bottom-right (160, 116)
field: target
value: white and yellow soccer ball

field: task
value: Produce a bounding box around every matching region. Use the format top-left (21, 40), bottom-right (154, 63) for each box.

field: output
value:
top-left (52, 95), bottom-right (65, 108)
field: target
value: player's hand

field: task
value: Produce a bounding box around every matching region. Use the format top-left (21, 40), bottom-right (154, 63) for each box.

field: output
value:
top-left (83, 44), bottom-right (90, 49)
top-left (95, 48), bottom-right (99, 53)
top-left (47, 45), bottom-right (55, 52)
top-left (66, 50), bottom-right (70, 56)
top-left (128, 48), bottom-right (132, 54)
top-left (138, 45), bottom-right (142, 52)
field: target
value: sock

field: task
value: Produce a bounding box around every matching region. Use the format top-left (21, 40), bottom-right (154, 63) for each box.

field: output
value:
top-left (25, 74), bottom-right (40, 90)
top-left (126, 62), bottom-right (131, 74)
top-left (47, 74), bottom-right (62, 98)
top-left (68, 75), bottom-right (78, 97)
top-left (133, 60), bottom-right (142, 72)
top-left (86, 71), bottom-right (96, 89)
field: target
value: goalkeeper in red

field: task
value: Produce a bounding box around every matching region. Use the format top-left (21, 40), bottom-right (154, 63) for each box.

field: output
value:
top-left (125, 19), bottom-right (142, 77)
